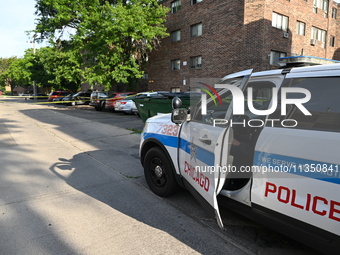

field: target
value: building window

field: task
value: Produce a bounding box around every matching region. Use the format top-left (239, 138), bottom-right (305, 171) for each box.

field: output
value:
top-left (313, 0), bottom-right (329, 13)
top-left (142, 73), bottom-right (148, 80)
top-left (191, 0), bottom-right (203, 4)
top-left (323, 0), bottom-right (329, 16)
top-left (272, 12), bottom-right (289, 32)
top-left (171, 0), bottom-right (181, 14)
top-left (330, 35), bottom-right (335, 47)
top-left (270, 51), bottom-right (286, 65)
top-left (171, 59), bottom-right (181, 70)
top-left (296, 21), bottom-right (306, 36)
top-left (191, 23), bottom-right (202, 37)
top-left (332, 7), bottom-right (337, 19)
top-left (311, 26), bottom-right (327, 48)
top-left (190, 56), bottom-right (202, 68)
top-left (171, 30), bottom-right (181, 42)
top-left (171, 87), bottom-right (181, 92)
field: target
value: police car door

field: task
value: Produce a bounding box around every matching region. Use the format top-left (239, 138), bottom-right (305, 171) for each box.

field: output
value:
top-left (178, 70), bottom-right (252, 229)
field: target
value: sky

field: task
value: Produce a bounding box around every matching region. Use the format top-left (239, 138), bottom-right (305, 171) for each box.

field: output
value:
top-left (0, 0), bottom-right (42, 58)
top-left (1, 0), bottom-right (340, 59)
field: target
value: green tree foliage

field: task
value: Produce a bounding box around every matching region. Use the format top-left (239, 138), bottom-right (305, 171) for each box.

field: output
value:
top-left (35, 46), bottom-right (82, 92)
top-left (0, 57), bottom-right (31, 94)
top-left (0, 58), bottom-right (16, 91)
top-left (0, 47), bottom-right (83, 94)
top-left (25, 48), bottom-right (53, 90)
top-left (34, 0), bottom-right (169, 89)
top-left (0, 50), bottom-right (52, 95)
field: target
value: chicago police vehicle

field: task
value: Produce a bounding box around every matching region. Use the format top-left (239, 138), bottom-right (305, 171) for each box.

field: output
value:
top-left (139, 61), bottom-right (340, 253)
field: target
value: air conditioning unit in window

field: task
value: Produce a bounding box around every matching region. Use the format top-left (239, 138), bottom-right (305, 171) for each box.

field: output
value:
top-left (283, 32), bottom-right (289, 38)
top-left (310, 39), bottom-right (317, 46)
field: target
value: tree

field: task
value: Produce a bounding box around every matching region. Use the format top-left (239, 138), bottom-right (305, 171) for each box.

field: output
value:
top-left (0, 57), bottom-right (17, 93)
top-left (0, 47), bottom-right (83, 94)
top-left (34, 46), bottom-right (82, 92)
top-left (33, 0), bottom-right (169, 89)
top-left (24, 48), bottom-right (54, 91)
top-left (0, 57), bottom-right (32, 95)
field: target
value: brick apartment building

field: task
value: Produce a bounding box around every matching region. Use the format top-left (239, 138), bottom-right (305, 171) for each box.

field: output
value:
top-left (146, 0), bottom-right (340, 91)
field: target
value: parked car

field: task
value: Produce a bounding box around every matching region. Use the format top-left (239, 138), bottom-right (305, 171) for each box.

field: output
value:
top-left (29, 93), bottom-right (48, 100)
top-left (89, 91), bottom-right (115, 111)
top-left (53, 96), bottom-right (65, 103)
top-left (19, 93), bottom-right (32, 97)
top-left (58, 94), bottom-right (73, 104)
top-left (65, 92), bottom-right (91, 106)
top-left (105, 92), bottom-right (137, 111)
top-left (115, 92), bottom-right (159, 114)
top-left (52, 93), bottom-right (72, 103)
top-left (48, 91), bottom-right (70, 101)
top-left (114, 97), bottom-right (137, 114)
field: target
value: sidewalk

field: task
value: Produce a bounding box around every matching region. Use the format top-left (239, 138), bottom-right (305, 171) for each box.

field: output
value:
top-left (0, 99), bottom-right (250, 255)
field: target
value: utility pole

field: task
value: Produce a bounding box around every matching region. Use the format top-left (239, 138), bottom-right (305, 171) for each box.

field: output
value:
top-left (33, 36), bottom-right (37, 100)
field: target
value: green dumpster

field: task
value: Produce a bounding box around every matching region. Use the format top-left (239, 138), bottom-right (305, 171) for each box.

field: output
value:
top-left (133, 92), bottom-right (196, 123)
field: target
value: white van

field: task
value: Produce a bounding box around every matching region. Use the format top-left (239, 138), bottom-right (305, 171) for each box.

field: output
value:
top-left (139, 63), bottom-right (340, 253)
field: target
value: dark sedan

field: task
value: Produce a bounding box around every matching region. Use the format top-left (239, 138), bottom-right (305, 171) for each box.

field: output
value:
top-left (65, 92), bottom-right (91, 106)
top-left (29, 93), bottom-right (48, 100)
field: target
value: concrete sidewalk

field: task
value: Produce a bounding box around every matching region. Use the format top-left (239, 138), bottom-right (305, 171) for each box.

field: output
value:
top-left (0, 99), bottom-right (251, 254)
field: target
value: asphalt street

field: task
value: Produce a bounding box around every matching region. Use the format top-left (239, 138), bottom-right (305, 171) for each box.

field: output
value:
top-left (0, 97), bottom-right (320, 254)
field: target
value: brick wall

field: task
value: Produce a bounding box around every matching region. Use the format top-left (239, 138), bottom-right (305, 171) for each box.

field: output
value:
top-left (260, 0), bottom-right (339, 60)
top-left (147, 0), bottom-right (245, 91)
top-left (147, 0), bottom-right (340, 91)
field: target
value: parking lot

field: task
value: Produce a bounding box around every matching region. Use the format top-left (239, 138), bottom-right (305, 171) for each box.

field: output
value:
top-left (0, 97), bottom-right (319, 254)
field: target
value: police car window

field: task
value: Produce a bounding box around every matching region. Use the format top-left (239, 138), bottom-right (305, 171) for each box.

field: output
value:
top-left (241, 81), bottom-right (274, 119)
top-left (191, 78), bottom-right (275, 125)
top-left (284, 77), bottom-right (340, 132)
top-left (191, 77), bottom-right (244, 124)
top-left (230, 81), bottom-right (275, 142)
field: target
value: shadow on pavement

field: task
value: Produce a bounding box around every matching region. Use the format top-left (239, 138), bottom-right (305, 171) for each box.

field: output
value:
top-left (0, 99), bottom-right (318, 254)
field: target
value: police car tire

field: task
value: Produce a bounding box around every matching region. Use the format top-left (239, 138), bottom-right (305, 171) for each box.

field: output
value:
top-left (144, 147), bottom-right (178, 197)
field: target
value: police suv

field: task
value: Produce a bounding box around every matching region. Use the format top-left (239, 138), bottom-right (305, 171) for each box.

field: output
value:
top-left (139, 62), bottom-right (340, 253)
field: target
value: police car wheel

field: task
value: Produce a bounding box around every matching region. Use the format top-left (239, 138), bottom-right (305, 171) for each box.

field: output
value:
top-left (144, 147), bottom-right (178, 197)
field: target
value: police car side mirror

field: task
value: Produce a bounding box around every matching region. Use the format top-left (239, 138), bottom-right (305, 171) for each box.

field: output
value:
top-left (172, 97), bottom-right (182, 109)
top-left (171, 108), bottom-right (188, 124)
